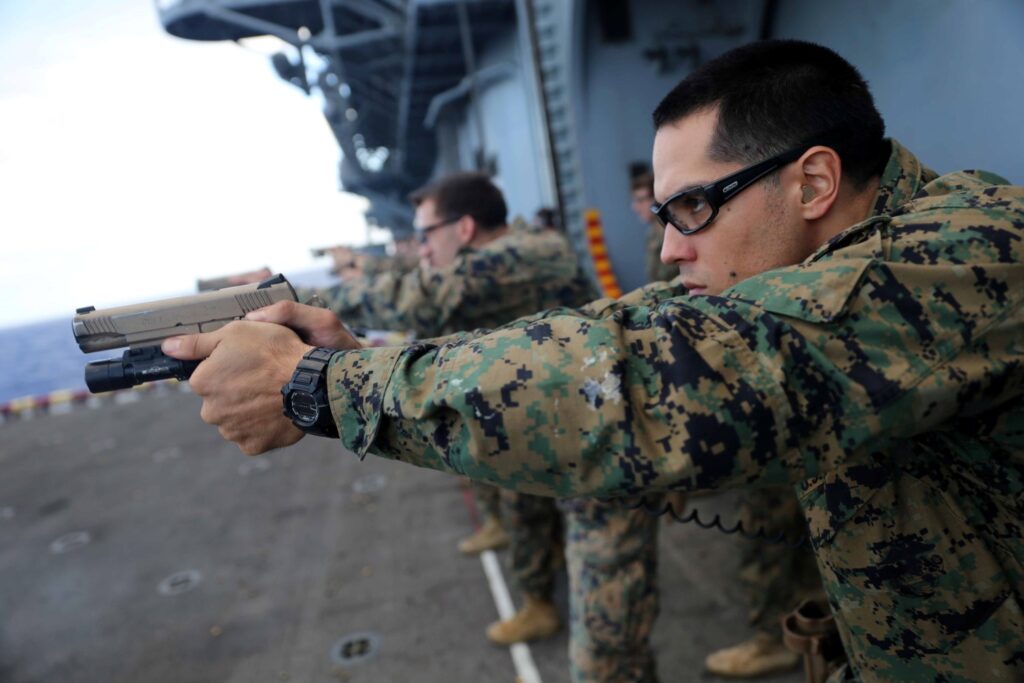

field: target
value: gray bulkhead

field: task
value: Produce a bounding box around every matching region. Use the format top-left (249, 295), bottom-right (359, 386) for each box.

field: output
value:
top-left (431, 0), bottom-right (1023, 292)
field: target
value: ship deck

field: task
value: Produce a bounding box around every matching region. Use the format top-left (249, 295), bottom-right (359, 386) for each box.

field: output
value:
top-left (1, 387), bottom-right (802, 682)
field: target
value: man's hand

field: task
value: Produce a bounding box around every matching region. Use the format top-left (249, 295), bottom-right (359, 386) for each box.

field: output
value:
top-left (162, 321), bottom-right (313, 455)
top-left (245, 301), bottom-right (363, 350)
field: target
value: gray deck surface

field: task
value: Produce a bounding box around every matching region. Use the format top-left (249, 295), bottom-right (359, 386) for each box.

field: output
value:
top-left (0, 388), bottom-right (803, 683)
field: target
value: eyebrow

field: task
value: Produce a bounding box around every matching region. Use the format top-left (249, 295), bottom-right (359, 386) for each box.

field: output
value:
top-left (654, 181), bottom-right (709, 204)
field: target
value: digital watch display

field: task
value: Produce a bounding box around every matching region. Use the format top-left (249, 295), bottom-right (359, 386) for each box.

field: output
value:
top-left (281, 347), bottom-right (339, 438)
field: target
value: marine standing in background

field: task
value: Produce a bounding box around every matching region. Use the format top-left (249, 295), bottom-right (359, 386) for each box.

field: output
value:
top-left (312, 172), bottom-right (588, 650)
top-left (630, 172), bottom-right (678, 283)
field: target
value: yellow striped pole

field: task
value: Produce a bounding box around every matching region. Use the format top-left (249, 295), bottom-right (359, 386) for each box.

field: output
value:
top-left (583, 209), bottom-right (622, 298)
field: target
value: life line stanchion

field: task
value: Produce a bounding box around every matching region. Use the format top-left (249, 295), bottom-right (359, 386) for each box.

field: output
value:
top-left (584, 208), bottom-right (623, 299)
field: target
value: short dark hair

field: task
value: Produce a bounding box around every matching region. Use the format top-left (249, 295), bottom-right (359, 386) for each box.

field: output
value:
top-left (409, 172), bottom-right (507, 230)
top-left (652, 40), bottom-right (888, 188)
top-left (533, 206), bottom-right (562, 231)
top-left (630, 172), bottom-right (654, 195)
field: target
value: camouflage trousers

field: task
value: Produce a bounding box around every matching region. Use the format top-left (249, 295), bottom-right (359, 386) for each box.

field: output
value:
top-left (561, 496), bottom-right (662, 683)
top-left (471, 481), bottom-right (503, 522)
top-left (737, 487), bottom-right (824, 637)
top-left (501, 489), bottom-right (562, 599)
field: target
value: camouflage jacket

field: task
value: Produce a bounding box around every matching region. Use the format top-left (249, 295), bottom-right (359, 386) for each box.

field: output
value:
top-left (326, 141), bottom-right (1024, 682)
top-left (358, 251), bottom-right (418, 279)
top-left (315, 225), bottom-right (597, 338)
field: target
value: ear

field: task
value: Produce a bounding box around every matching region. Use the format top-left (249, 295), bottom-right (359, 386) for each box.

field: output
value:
top-left (792, 146), bottom-right (842, 221)
top-left (454, 215), bottom-right (476, 245)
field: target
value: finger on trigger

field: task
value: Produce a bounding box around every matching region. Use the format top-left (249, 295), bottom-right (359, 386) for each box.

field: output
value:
top-left (162, 330), bottom-right (220, 360)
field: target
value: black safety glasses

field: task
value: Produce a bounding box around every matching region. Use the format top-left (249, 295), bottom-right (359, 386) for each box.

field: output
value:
top-left (650, 144), bottom-right (814, 235)
top-left (414, 216), bottom-right (460, 244)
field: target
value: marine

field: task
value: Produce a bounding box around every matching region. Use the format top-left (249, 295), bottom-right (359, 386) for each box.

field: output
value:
top-left (306, 183), bottom-right (591, 587)
top-left (166, 40), bottom-right (1024, 682)
top-left (629, 171), bottom-right (678, 284)
top-left (308, 172), bottom-right (594, 653)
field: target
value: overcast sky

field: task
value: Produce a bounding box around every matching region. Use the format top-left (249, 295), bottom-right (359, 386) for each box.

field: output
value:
top-left (0, 1), bottom-right (373, 328)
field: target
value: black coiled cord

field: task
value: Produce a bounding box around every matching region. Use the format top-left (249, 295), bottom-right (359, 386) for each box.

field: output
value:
top-left (629, 495), bottom-right (811, 549)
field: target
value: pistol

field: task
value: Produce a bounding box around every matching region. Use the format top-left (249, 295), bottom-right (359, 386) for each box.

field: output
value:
top-left (73, 274), bottom-right (298, 393)
top-left (196, 266), bottom-right (273, 292)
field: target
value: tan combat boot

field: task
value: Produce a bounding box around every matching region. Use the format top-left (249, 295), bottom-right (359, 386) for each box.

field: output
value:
top-left (486, 595), bottom-right (561, 645)
top-left (705, 632), bottom-right (800, 678)
top-left (457, 517), bottom-right (510, 555)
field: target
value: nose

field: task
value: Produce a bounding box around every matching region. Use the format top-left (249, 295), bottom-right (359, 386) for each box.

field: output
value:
top-left (660, 222), bottom-right (697, 265)
top-left (417, 241), bottom-right (432, 265)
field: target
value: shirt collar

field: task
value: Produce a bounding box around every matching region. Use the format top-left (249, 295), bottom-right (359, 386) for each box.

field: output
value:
top-left (805, 139), bottom-right (933, 263)
top-left (868, 139), bottom-right (930, 218)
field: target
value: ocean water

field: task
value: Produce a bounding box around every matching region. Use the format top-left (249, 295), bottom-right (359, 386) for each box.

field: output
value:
top-left (0, 317), bottom-right (94, 403)
top-left (0, 269), bottom-right (337, 405)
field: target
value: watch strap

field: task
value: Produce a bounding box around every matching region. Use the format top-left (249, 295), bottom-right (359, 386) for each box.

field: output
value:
top-left (281, 347), bottom-right (338, 438)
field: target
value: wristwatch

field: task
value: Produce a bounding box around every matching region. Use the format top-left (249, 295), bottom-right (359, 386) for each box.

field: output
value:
top-left (281, 347), bottom-right (339, 438)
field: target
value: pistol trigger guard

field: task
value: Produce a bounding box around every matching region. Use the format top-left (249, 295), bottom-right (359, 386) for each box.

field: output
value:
top-left (304, 294), bottom-right (328, 309)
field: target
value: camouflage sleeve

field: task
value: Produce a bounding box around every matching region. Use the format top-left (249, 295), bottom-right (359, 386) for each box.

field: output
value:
top-left (312, 269), bottom-right (446, 336)
top-left (461, 279), bottom-right (687, 333)
top-left (317, 249), bottom-right (595, 337)
top-left (411, 279), bottom-right (690, 346)
top-left (304, 262), bottom-right (650, 349)
top-left (326, 292), bottom-right (812, 499)
top-left (572, 279), bottom-right (686, 319)
top-left (359, 254), bottom-right (392, 278)
top-left (361, 253), bottom-right (418, 278)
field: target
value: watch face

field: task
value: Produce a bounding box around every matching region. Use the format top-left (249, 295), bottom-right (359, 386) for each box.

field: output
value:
top-left (289, 391), bottom-right (319, 426)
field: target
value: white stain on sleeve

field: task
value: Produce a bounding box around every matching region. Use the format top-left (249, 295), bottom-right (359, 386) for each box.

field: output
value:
top-left (581, 371), bottom-right (622, 410)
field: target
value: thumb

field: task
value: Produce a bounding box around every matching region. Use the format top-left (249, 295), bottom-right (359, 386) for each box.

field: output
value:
top-left (162, 330), bottom-right (221, 360)
top-left (246, 300), bottom-right (331, 341)
top-left (244, 299), bottom-right (300, 325)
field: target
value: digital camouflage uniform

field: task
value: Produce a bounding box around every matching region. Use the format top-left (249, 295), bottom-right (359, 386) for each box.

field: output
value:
top-left (358, 251), bottom-right (419, 279)
top-left (325, 141), bottom-right (1024, 682)
top-left (315, 224), bottom-right (592, 337)
top-left (502, 489), bottom-right (560, 599)
top-left (314, 224), bottom-right (595, 529)
top-left (470, 479), bottom-right (504, 529)
top-left (562, 496), bottom-right (661, 683)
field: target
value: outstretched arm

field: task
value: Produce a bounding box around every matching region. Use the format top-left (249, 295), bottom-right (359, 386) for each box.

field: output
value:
top-left (326, 294), bottom-right (814, 499)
